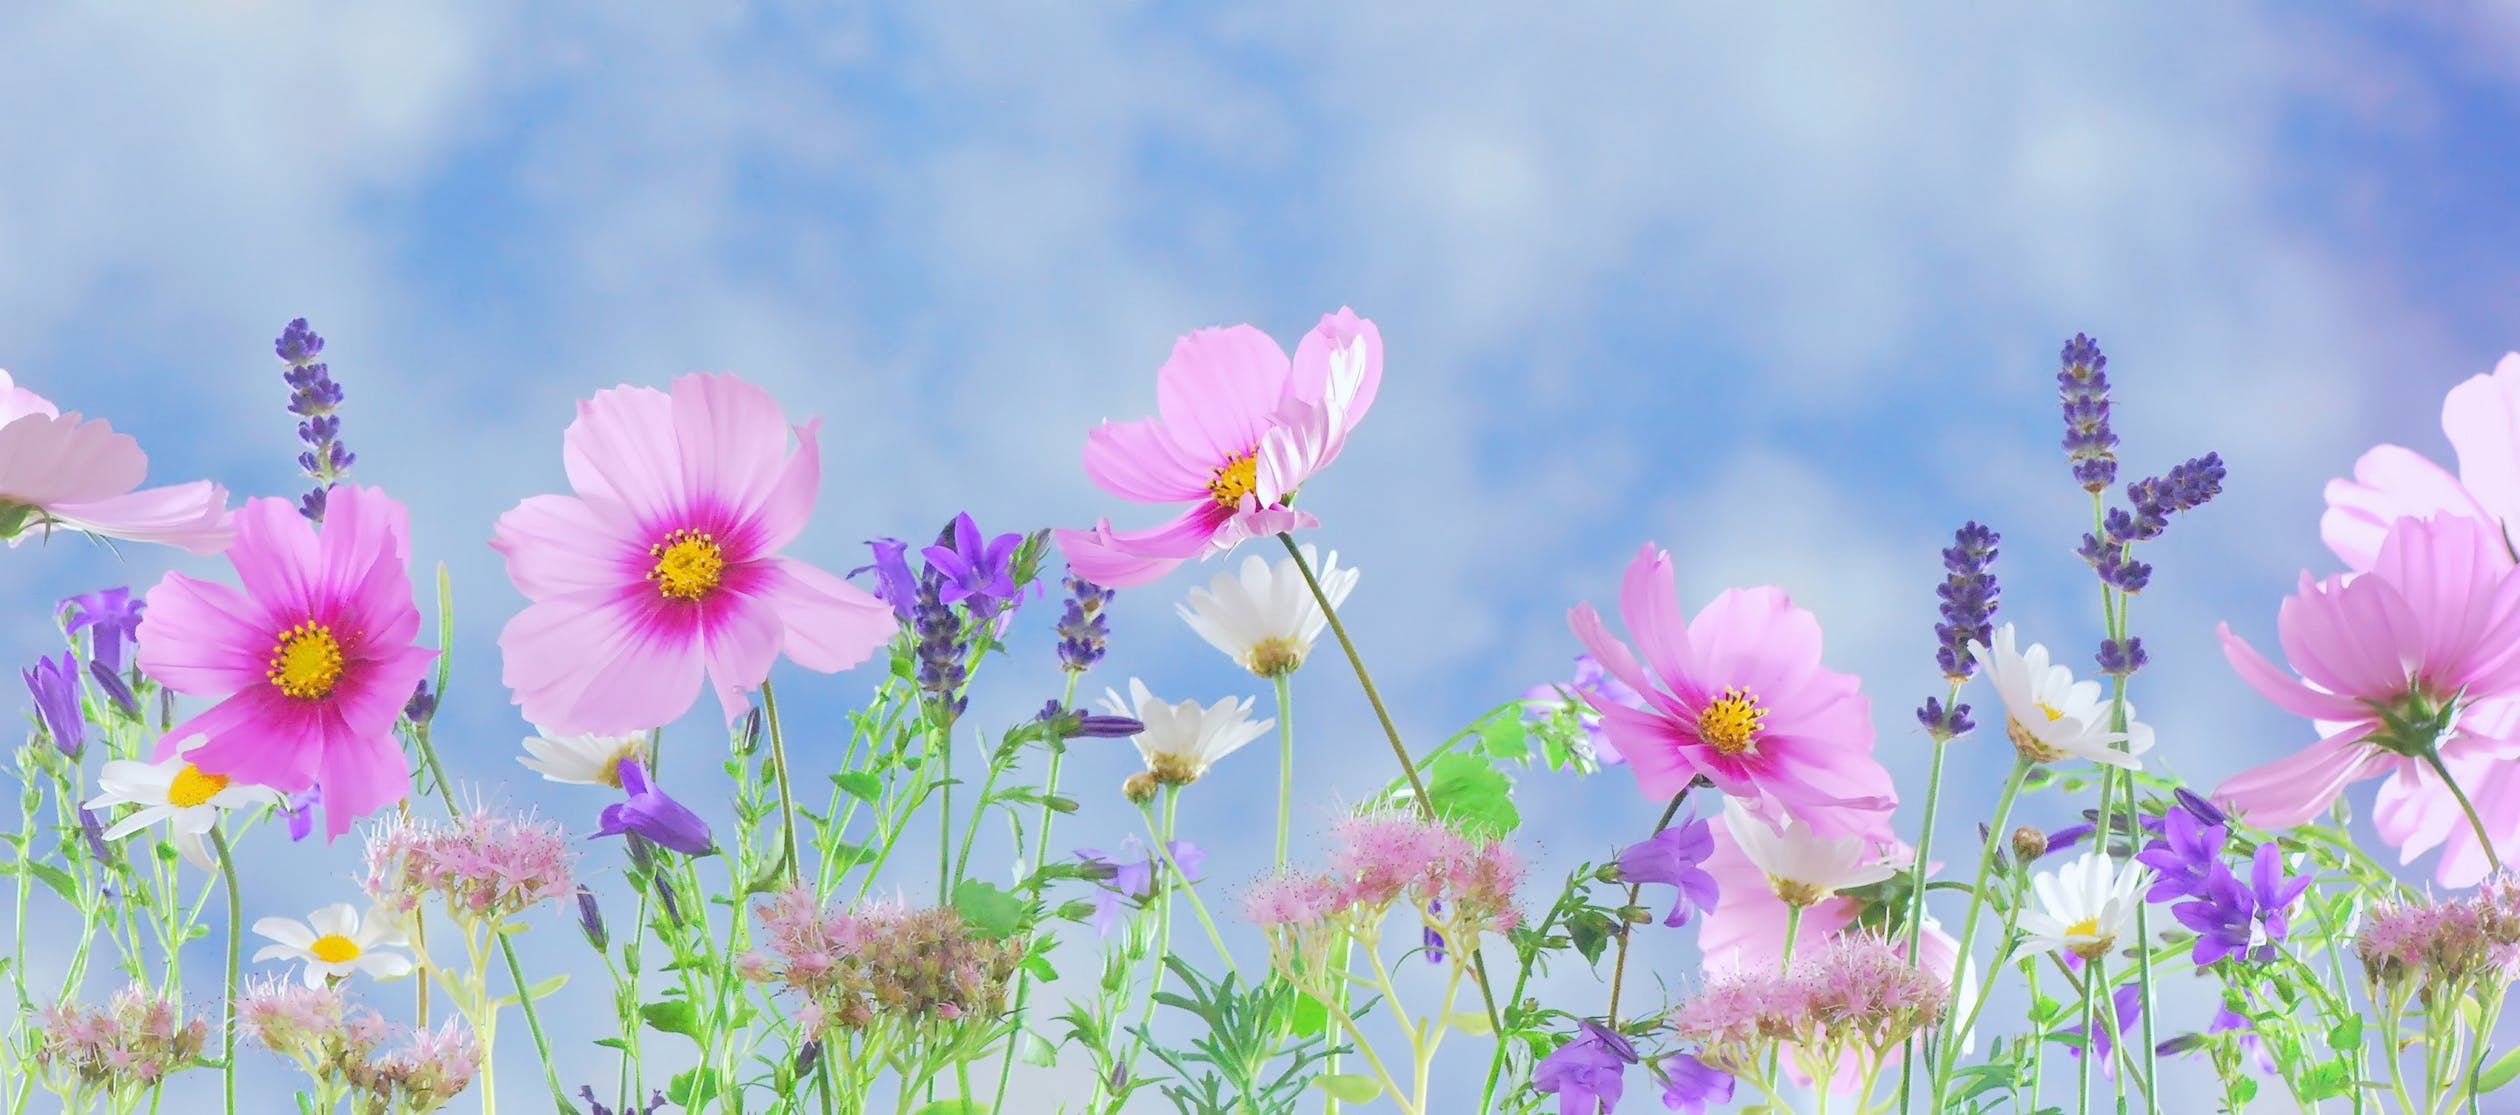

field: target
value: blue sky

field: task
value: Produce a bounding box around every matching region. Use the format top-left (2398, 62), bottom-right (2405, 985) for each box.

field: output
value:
top-left (7, 4), bottom-right (2520, 1110)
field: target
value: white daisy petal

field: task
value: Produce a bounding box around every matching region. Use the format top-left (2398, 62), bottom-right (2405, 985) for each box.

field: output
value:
top-left (308, 903), bottom-right (360, 939)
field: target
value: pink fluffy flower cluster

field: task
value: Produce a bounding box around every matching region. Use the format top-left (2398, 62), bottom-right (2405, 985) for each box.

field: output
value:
top-left (1243, 808), bottom-right (1524, 980)
top-left (1669, 934), bottom-right (1950, 1080)
top-left (739, 887), bottom-right (1027, 1039)
top-left (2355, 873), bottom-right (2520, 991)
top-left (238, 978), bottom-right (482, 1115)
top-left (360, 807), bottom-right (576, 925)
top-left (32, 985), bottom-right (211, 1099)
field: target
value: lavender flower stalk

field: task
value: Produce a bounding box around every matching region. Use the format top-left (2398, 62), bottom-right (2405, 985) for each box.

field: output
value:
top-left (276, 317), bottom-right (354, 522)
top-left (2059, 333), bottom-right (2118, 492)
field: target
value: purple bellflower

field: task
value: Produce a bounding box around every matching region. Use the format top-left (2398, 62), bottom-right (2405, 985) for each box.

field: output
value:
top-left (1615, 813), bottom-right (1720, 927)
top-left (23, 652), bottom-right (84, 759)
top-left (595, 759), bottom-right (715, 857)
top-left (62, 588), bottom-right (144, 675)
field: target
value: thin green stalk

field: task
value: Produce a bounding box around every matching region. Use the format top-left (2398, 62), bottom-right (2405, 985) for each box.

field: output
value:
top-left (2422, 748), bottom-right (2507, 875)
top-left (762, 682), bottom-right (802, 885)
top-left (937, 719), bottom-right (954, 905)
top-left (990, 674), bottom-right (1084, 1115)
top-left (1274, 673), bottom-right (1295, 868)
top-left (1604, 789), bottom-right (1693, 1027)
top-left (213, 828), bottom-right (242, 1115)
top-left (1898, 685), bottom-right (1959, 1115)
top-left (2077, 959), bottom-right (2097, 1115)
top-left (1141, 792), bottom-right (1236, 977)
top-left (1929, 756), bottom-right (2033, 1107)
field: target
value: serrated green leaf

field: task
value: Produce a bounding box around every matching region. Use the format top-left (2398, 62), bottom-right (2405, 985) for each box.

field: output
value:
top-left (1566, 910), bottom-right (1615, 966)
top-left (1312, 1074), bottom-right (1381, 1103)
top-left (667, 1066), bottom-right (720, 1107)
top-left (1288, 992), bottom-right (1329, 1037)
top-left (832, 771), bottom-right (883, 804)
top-left (953, 879), bottom-right (1028, 939)
top-left (1421, 752), bottom-right (1518, 837)
top-left (642, 1000), bottom-right (702, 1039)
top-left (2326, 1015), bottom-right (2363, 1052)
top-left (2298, 1060), bottom-right (2351, 1100)
top-left (1478, 716), bottom-right (1530, 763)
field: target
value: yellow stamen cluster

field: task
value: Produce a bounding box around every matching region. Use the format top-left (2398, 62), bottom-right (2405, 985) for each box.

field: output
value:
top-left (166, 764), bottom-right (231, 808)
top-left (308, 934), bottom-right (363, 964)
top-left (649, 529), bottom-right (727, 600)
top-left (1208, 453), bottom-right (1258, 510)
top-left (268, 622), bottom-right (346, 701)
top-left (1698, 687), bottom-right (1768, 755)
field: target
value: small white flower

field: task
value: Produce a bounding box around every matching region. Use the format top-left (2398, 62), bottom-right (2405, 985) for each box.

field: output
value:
top-left (1100, 678), bottom-right (1273, 786)
top-left (1969, 623), bottom-right (2153, 770)
top-left (518, 728), bottom-right (649, 788)
top-left (84, 737), bottom-right (281, 869)
top-left (2018, 851), bottom-right (2153, 961)
top-left (252, 903), bottom-right (413, 987)
top-left (1722, 798), bottom-right (1896, 907)
top-left (1176, 546), bottom-right (1358, 678)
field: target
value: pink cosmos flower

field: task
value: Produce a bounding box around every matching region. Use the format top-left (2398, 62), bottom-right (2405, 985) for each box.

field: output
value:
top-left (1568, 542), bottom-right (1894, 837)
top-left (2370, 710), bottom-right (2520, 888)
top-left (2323, 353), bottom-right (2520, 571)
top-left (135, 486), bottom-right (434, 838)
top-left (491, 374), bottom-right (896, 734)
top-left (2216, 514), bottom-right (2520, 831)
top-left (1053, 309), bottom-right (1382, 588)
top-left (0, 368), bottom-right (231, 554)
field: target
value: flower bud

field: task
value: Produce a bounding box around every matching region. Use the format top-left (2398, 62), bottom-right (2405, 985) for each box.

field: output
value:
top-left (2009, 826), bottom-right (2049, 863)
top-left (575, 885), bottom-right (608, 951)
top-left (1122, 772), bottom-right (1160, 805)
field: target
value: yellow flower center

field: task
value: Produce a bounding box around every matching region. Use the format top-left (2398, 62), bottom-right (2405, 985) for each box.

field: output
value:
top-left (1770, 876), bottom-right (1825, 907)
top-left (308, 934), bottom-right (362, 964)
top-left (648, 529), bottom-right (726, 600)
top-left (268, 622), bottom-right (346, 701)
top-left (2065, 915), bottom-right (2100, 938)
top-left (1697, 687), bottom-right (1768, 755)
top-left (2008, 702), bottom-right (2073, 764)
top-left (600, 751), bottom-right (631, 790)
top-left (166, 764), bottom-right (230, 808)
top-left (2038, 702), bottom-right (2066, 721)
top-left (1208, 453), bottom-right (1258, 510)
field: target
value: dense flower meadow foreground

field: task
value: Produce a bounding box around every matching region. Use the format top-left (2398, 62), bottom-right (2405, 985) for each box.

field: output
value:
top-left (6, 317), bottom-right (2520, 1115)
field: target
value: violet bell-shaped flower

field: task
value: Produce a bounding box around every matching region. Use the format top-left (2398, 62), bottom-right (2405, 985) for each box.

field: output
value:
top-left (23, 652), bottom-right (84, 759)
top-left (594, 759), bottom-right (715, 856)
top-left (1614, 814), bottom-right (1720, 927)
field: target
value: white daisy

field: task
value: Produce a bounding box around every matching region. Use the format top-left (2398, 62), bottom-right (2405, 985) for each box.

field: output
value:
top-left (1100, 678), bottom-right (1274, 786)
top-left (1968, 623), bottom-right (2154, 770)
top-left (2018, 851), bottom-right (2153, 961)
top-left (1176, 546), bottom-right (1359, 678)
top-left (252, 903), bottom-right (413, 987)
top-left (84, 737), bottom-right (281, 869)
top-left (518, 729), bottom-right (650, 788)
top-left (1722, 798), bottom-right (1897, 907)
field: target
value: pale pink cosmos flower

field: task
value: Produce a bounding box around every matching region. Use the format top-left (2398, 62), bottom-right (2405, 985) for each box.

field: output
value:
top-left (492, 373), bottom-right (896, 734)
top-left (1568, 542), bottom-right (1894, 837)
top-left (135, 486), bottom-right (434, 838)
top-left (0, 368), bottom-right (231, 553)
top-left (1054, 309), bottom-right (1382, 588)
top-left (2370, 717), bottom-right (2520, 888)
top-left (2322, 354), bottom-right (2520, 571)
top-left (2215, 514), bottom-right (2520, 831)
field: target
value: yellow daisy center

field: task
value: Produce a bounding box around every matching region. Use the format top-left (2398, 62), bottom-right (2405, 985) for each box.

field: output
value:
top-left (2038, 702), bottom-right (2066, 721)
top-left (308, 934), bottom-right (363, 964)
top-left (166, 764), bottom-right (230, 808)
top-left (2065, 915), bottom-right (2100, 938)
top-left (600, 751), bottom-right (632, 790)
top-left (1208, 452), bottom-right (1258, 509)
top-left (648, 529), bottom-right (726, 600)
top-left (268, 622), bottom-right (346, 701)
top-left (1698, 687), bottom-right (1768, 755)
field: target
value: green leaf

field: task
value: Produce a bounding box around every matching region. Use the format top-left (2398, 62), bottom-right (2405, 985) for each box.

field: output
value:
top-left (642, 1000), bottom-right (703, 1039)
top-left (666, 1066), bottom-right (720, 1108)
top-left (2298, 1060), bottom-right (2351, 1100)
top-left (1420, 752), bottom-right (1519, 837)
top-left (2479, 1044), bottom-right (2520, 1093)
top-left (25, 861), bottom-right (79, 906)
top-left (2325, 1015), bottom-right (2363, 1052)
top-left (952, 880), bottom-right (1028, 939)
top-left (832, 771), bottom-right (883, 804)
top-left (524, 974), bottom-right (568, 1001)
top-left (1287, 993), bottom-right (1329, 1038)
top-left (1478, 716), bottom-right (1530, 763)
top-left (593, 1037), bottom-right (628, 1051)
top-left (1566, 909), bottom-right (1615, 966)
top-left (1446, 1010), bottom-right (1493, 1036)
top-left (1311, 1074), bottom-right (1381, 1103)
top-left (909, 1102), bottom-right (986, 1115)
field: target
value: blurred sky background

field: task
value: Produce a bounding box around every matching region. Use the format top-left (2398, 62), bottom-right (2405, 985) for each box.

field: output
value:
top-left (6, 4), bottom-right (2520, 1112)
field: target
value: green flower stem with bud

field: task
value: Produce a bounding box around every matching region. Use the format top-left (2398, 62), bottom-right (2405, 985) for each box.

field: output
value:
top-left (1929, 754), bottom-right (2031, 1108)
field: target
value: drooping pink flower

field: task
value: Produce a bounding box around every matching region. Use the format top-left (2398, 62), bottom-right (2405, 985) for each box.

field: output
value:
top-left (0, 368), bottom-right (231, 554)
top-left (2323, 354), bottom-right (2520, 571)
top-left (1568, 543), bottom-right (1894, 837)
top-left (491, 373), bottom-right (896, 734)
top-left (2215, 514), bottom-right (2520, 831)
top-left (135, 486), bottom-right (433, 838)
top-left (1053, 309), bottom-right (1382, 588)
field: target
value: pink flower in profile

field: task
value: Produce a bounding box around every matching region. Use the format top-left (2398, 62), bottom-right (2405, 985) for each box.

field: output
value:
top-left (2323, 353), bottom-right (2520, 571)
top-left (1567, 542), bottom-right (1894, 836)
top-left (135, 486), bottom-right (434, 838)
top-left (2216, 514), bottom-right (2520, 831)
top-left (1053, 309), bottom-right (1382, 588)
top-left (0, 368), bottom-right (231, 554)
top-left (491, 374), bottom-right (896, 734)
top-left (2371, 707), bottom-right (2520, 888)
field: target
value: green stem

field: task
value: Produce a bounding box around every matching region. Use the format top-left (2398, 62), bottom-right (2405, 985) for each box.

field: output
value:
top-left (213, 828), bottom-right (241, 1115)
top-left (1142, 793), bottom-right (1236, 977)
top-left (2077, 958), bottom-right (2098, 1115)
top-left (1604, 789), bottom-right (1693, 1027)
top-left (1274, 673), bottom-right (1295, 869)
top-left (1929, 756), bottom-right (2032, 1107)
top-left (1898, 689), bottom-right (1958, 1115)
top-left (762, 682), bottom-right (801, 885)
top-left (2422, 748), bottom-right (2507, 875)
top-left (938, 718), bottom-right (954, 905)
top-left (991, 674), bottom-right (1083, 1115)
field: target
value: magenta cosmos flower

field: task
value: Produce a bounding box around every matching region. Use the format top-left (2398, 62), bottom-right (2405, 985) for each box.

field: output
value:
top-left (135, 486), bottom-right (434, 838)
top-left (2323, 353), bottom-right (2520, 571)
top-left (1052, 309), bottom-right (1382, 588)
top-left (0, 368), bottom-right (231, 554)
top-left (492, 373), bottom-right (895, 734)
top-left (2216, 514), bottom-right (2520, 831)
top-left (1568, 542), bottom-right (1894, 837)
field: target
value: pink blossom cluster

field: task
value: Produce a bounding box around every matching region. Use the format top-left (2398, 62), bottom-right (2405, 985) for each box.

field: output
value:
top-left (238, 977), bottom-right (480, 1114)
top-left (361, 806), bottom-right (576, 923)
top-left (740, 887), bottom-right (1025, 1037)
top-left (1669, 934), bottom-right (1949, 1065)
top-left (2356, 873), bottom-right (2520, 992)
top-left (32, 984), bottom-right (210, 1097)
top-left (1248, 808), bottom-right (1524, 930)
